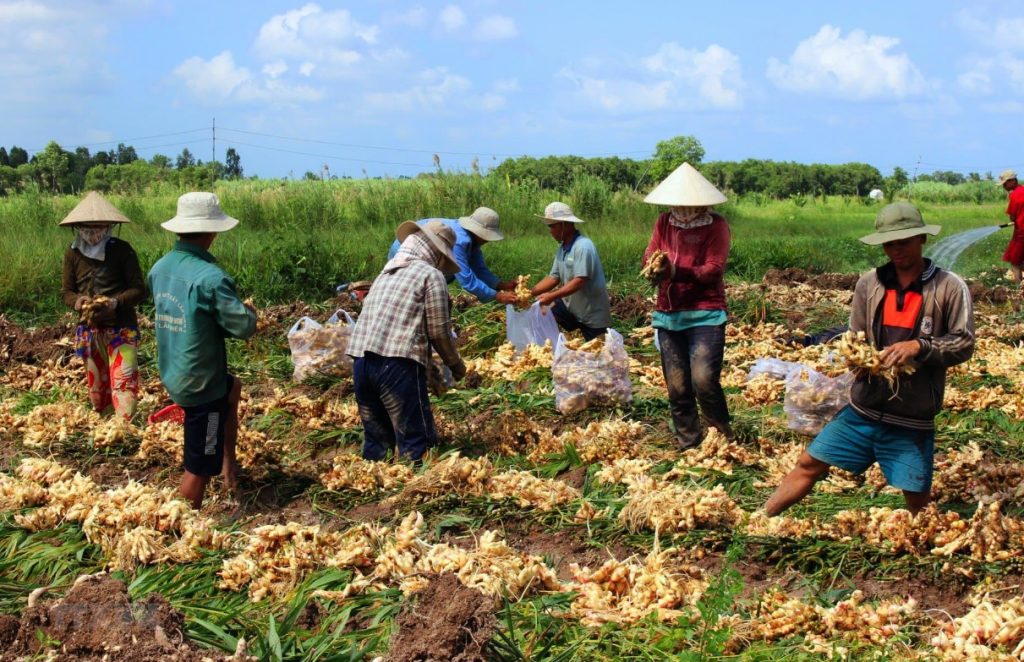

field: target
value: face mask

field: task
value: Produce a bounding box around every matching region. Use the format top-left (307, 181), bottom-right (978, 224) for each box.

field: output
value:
top-left (669, 206), bottom-right (713, 229)
top-left (77, 226), bottom-right (111, 246)
top-left (73, 225), bottom-right (113, 260)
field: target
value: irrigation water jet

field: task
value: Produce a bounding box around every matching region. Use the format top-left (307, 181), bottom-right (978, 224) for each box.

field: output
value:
top-left (926, 226), bottom-right (1002, 269)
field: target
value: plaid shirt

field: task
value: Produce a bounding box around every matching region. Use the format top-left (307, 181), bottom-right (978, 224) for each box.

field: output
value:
top-left (348, 241), bottom-right (461, 369)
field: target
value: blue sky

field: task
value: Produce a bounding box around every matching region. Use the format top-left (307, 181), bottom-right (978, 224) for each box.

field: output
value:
top-left (3, 0), bottom-right (1023, 179)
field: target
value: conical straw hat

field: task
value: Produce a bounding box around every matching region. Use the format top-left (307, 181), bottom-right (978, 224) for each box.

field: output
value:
top-left (59, 191), bottom-right (131, 226)
top-left (643, 162), bottom-right (727, 207)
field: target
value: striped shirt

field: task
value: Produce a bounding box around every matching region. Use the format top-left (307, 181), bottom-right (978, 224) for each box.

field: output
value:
top-left (347, 235), bottom-right (462, 370)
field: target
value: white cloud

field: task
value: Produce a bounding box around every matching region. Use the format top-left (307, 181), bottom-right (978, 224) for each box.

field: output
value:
top-left (767, 26), bottom-right (926, 100)
top-left (559, 42), bottom-right (743, 113)
top-left (439, 5), bottom-right (466, 32)
top-left (956, 12), bottom-right (1024, 52)
top-left (299, 62), bottom-right (316, 77)
top-left (643, 43), bottom-right (742, 107)
top-left (173, 50), bottom-right (323, 105)
top-left (0, 1), bottom-right (55, 22)
top-left (364, 67), bottom-right (472, 113)
top-left (982, 100), bottom-right (1024, 113)
top-left (474, 15), bottom-right (517, 41)
top-left (263, 61), bottom-right (288, 78)
top-left (480, 93), bottom-right (505, 111)
top-left (252, 3), bottom-right (378, 70)
top-left (492, 78), bottom-right (520, 94)
top-left (0, 1), bottom-right (118, 113)
top-left (957, 55), bottom-right (1024, 97)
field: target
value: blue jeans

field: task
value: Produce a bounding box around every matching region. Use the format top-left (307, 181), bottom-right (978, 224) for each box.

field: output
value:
top-left (551, 300), bottom-right (606, 341)
top-left (657, 324), bottom-right (731, 446)
top-left (353, 353), bottom-right (437, 461)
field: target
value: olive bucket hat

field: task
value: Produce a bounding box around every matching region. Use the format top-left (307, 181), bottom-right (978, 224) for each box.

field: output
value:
top-left (859, 202), bottom-right (941, 245)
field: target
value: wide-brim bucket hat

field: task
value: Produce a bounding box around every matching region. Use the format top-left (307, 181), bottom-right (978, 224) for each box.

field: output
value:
top-left (396, 219), bottom-right (459, 275)
top-left (59, 191), bottom-right (131, 226)
top-left (644, 162), bottom-right (727, 207)
top-left (536, 201), bottom-right (584, 225)
top-left (458, 206), bottom-right (504, 242)
top-left (998, 169), bottom-right (1018, 186)
top-left (161, 192), bottom-right (239, 233)
top-left (859, 202), bottom-right (941, 245)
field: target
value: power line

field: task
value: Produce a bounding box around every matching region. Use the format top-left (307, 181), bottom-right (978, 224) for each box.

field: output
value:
top-left (26, 128), bottom-right (209, 153)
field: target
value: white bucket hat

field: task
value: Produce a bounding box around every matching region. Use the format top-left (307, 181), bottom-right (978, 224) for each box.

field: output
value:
top-left (396, 219), bottom-right (460, 275)
top-left (161, 192), bottom-right (239, 233)
top-left (644, 162), bottom-right (727, 207)
top-left (59, 191), bottom-right (131, 226)
top-left (537, 201), bottom-right (585, 225)
top-left (458, 206), bottom-right (504, 242)
top-left (998, 169), bottom-right (1018, 186)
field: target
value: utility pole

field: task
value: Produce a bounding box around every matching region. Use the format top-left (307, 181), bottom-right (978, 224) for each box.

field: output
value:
top-left (212, 117), bottom-right (216, 164)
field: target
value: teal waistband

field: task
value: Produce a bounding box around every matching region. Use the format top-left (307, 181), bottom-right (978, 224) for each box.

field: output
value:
top-left (652, 309), bottom-right (727, 331)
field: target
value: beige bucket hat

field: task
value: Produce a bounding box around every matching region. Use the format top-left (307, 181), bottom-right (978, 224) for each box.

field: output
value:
top-left (59, 191), bottom-right (131, 226)
top-left (161, 192), bottom-right (239, 233)
top-left (396, 219), bottom-right (459, 274)
top-left (537, 201), bottom-right (585, 225)
top-left (458, 206), bottom-right (504, 241)
top-left (644, 162), bottom-right (727, 207)
top-left (998, 169), bottom-right (1018, 185)
top-left (859, 202), bottom-right (940, 245)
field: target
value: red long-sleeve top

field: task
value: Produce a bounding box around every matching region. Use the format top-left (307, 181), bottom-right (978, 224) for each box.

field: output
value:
top-left (1008, 186), bottom-right (1024, 239)
top-left (643, 212), bottom-right (730, 312)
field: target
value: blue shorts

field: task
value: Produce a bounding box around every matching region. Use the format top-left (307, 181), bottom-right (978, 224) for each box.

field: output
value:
top-left (807, 406), bottom-right (934, 493)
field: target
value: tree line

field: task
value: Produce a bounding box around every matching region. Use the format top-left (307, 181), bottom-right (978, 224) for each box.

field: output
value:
top-left (0, 134), bottom-right (1000, 199)
top-left (0, 141), bottom-right (243, 195)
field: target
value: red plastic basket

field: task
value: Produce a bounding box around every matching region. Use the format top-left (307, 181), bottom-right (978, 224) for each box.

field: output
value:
top-left (148, 404), bottom-right (185, 425)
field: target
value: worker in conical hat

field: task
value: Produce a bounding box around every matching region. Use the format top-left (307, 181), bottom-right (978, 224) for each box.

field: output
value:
top-left (641, 163), bottom-right (733, 450)
top-left (60, 191), bottom-right (147, 419)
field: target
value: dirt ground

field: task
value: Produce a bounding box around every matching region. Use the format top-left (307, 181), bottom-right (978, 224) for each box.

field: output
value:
top-left (762, 268), bottom-right (860, 291)
top-left (1, 574), bottom-right (242, 661)
top-left (0, 315), bottom-right (75, 369)
top-left (385, 573), bottom-right (496, 662)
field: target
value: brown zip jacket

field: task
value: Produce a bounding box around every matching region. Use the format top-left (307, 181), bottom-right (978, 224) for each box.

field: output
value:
top-left (848, 260), bottom-right (974, 430)
top-left (62, 237), bottom-right (147, 328)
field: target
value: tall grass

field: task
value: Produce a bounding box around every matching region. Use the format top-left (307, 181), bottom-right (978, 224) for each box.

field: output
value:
top-left (0, 176), bottom-right (1011, 321)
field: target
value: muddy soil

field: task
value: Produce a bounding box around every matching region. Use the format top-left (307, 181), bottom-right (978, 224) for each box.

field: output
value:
top-left (762, 268), bottom-right (860, 291)
top-left (1, 574), bottom-right (241, 661)
top-left (385, 573), bottom-right (496, 662)
top-left (0, 315), bottom-right (75, 369)
top-left (610, 292), bottom-right (653, 325)
top-left (499, 526), bottom-right (639, 582)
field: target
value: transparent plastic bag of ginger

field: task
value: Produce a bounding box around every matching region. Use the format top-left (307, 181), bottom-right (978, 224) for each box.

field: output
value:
top-left (783, 366), bottom-right (853, 435)
top-left (287, 309), bottom-right (356, 382)
top-left (506, 302), bottom-right (560, 352)
top-left (552, 329), bottom-right (632, 415)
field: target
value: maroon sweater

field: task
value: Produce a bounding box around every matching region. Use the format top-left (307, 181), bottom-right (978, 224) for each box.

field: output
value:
top-left (643, 212), bottom-right (730, 312)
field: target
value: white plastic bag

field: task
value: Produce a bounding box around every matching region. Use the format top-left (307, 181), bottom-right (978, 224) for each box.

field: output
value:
top-left (506, 302), bottom-right (560, 351)
top-left (747, 358), bottom-right (803, 382)
top-left (783, 368), bottom-right (853, 436)
top-left (552, 329), bottom-right (632, 414)
top-left (287, 309), bottom-right (356, 381)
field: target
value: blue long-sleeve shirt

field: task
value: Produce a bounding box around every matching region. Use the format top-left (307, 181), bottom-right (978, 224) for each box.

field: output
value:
top-left (387, 218), bottom-right (501, 301)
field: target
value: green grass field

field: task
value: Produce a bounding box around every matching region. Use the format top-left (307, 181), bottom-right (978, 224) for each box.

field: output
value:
top-left (0, 177), bottom-right (1012, 322)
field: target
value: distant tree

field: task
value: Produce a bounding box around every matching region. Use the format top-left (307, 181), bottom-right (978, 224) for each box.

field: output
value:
top-left (8, 146), bottom-right (28, 168)
top-left (303, 171), bottom-right (320, 181)
top-left (0, 147), bottom-right (8, 167)
top-left (889, 166), bottom-right (909, 190)
top-left (968, 172), bottom-right (981, 182)
top-left (34, 141), bottom-right (70, 192)
top-left (649, 135), bottom-right (706, 182)
top-left (176, 148), bottom-right (195, 170)
top-left (92, 150), bottom-right (112, 167)
top-left (115, 143), bottom-right (138, 165)
top-left (224, 148), bottom-right (243, 179)
top-left (68, 146), bottom-right (93, 191)
top-left (150, 153), bottom-right (171, 169)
